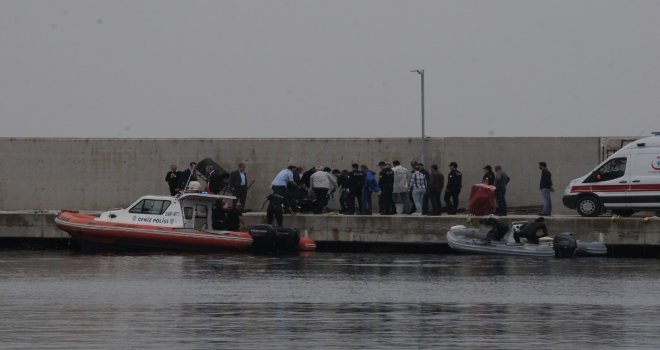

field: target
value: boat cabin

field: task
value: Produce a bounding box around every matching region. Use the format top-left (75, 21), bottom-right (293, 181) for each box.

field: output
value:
top-left (98, 193), bottom-right (237, 230)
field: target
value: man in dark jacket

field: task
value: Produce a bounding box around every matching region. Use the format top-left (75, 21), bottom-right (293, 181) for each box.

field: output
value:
top-left (444, 162), bottom-right (462, 214)
top-left (514, 217), bottom-right (548, 244)
top-left (479, 217), bottom-right (509, 243)
top-left (178, 162), bottom-right (197, 192)
top-left (539, 162), bottom-right (554, 216)
top-left (482, 165), bottom-right (495, 186)
top-left (428, 164), bottom-right (444, 215)
top-left (206, 165), bottom-right (222, 195)
top-left (229, 163), bottom-right (248, 209)
top-left (378, 162), bottom-right (395, 215)
top-left (165, 164), bottom-right (182, 196)
top-left (347, 163), bottom-right (364, 214)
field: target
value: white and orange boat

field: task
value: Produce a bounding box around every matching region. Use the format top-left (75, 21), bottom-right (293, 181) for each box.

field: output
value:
top-left (55, 192), bottom-right (316, 253)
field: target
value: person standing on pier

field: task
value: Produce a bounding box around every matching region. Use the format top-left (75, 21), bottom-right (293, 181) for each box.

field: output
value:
top-left (230, 163), bottom-right (248, 209)
top-left (310, 166), bottom-right (338, 214)
top-left (271, 165), bottom-right (299, 211)
top-left (444, 162), bottom-right (462, 214)
top-left (378, 162), bottom-right (395, 215)
top-left (494, 165), bottom-right (510, 216)
top-left (538, 162), bottom-right (554, 216)
top-left (392, 160), bottom-right (411, 214)
top-left (428, 164), bottom-right (444, 215)
top-left (409, 163), bottom-right (427, 215)
top-left (347, 163), bottom-right (365, 214)
top-left (361, 164), bottom-right (380, 215)
top-left (482, 165), bottom-right (495, 186)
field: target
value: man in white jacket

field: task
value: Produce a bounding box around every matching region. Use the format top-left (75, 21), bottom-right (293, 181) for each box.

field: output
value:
top-left (392, 160), bottom-right (411, 214)
top-left (310, 166), bottom-right (338, 214)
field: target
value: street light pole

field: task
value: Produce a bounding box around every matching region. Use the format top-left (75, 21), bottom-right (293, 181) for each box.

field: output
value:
top-left (411, 69), bottom-right (426, 164)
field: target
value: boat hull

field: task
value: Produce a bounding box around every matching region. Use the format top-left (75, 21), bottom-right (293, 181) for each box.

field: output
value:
top-left (55, 211), bottom-right (315, 253)
top-left (446, 227), bottom-right (555, 257)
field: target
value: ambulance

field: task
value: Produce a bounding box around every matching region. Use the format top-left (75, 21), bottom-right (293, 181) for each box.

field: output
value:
top-left (562, 133), bottom-right (660, 217)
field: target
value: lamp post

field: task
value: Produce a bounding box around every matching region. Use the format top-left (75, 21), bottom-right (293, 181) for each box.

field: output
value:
top-left (411, 69), bottom-right (426, 164)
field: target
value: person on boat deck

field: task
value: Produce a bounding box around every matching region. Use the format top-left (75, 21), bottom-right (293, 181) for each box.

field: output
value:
top-left (212, 199), bottom-right (228, 230)
top-left (261, 192), bottom-right (285, 227)
top-left (206, 165), bottom-right (222, 194)
top-left (479, 217), bottom-right (509, 243)
top-left (178, 162), bottom-right (198, 193)
top-left (513, 217), bottom-right (548, 244)
top-left (225, 202), bottom-right (244, 231)
top-left (165, 164), bottom-right (182, 196)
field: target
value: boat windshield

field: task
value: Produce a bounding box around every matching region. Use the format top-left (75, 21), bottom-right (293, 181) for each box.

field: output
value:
top-left (128, 199), bottom-right (172, 215)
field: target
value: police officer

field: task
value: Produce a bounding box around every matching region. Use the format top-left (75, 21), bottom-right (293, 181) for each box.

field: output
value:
top-left (347, 163), bottom-right (364, 214)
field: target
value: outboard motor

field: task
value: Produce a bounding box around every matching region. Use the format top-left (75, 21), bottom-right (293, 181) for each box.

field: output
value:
top-left (275, 227), bottom-right (301, 252)
top-left (553, 232), bottom-right (578, 258)
top-left (248, 224), bottom-right (278, 253)
top-left (248, 225), bottom-right (301, 253)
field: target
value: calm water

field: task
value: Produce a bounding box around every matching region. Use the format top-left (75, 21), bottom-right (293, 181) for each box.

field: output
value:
top-left (1, 251), bottom-right (660, 350)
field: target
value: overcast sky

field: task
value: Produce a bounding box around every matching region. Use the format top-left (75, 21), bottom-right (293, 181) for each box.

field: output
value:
top-left (1, 0), bottom-right (659, 138)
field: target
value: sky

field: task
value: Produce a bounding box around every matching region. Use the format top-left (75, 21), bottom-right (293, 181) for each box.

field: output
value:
top-left (1, 0), bottom-right (659, 138)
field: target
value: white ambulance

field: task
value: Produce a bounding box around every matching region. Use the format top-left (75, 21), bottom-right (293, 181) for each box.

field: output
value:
top-left (563, 133), bottom-right (660, 217)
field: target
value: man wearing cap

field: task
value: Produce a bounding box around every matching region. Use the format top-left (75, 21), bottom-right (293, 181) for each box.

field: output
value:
top-left (482, 165), bottom-right (495, 186)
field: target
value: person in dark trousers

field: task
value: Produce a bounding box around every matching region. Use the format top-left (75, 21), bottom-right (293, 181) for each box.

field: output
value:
top-left (444, 162), bottom-right (462, 214)
top-left (419, 163), bottom-right (431, 215)
top-left (225, 202), bottom-right (244, 231)
top-left (378, 162), bottom-right (395, 215)
top-left (479, 217), bottom-right (509, 243)
top-left (514, 217), bottom-right (548, 244)
top-left (271, 165), bottom-right (298, 212)
top-left (482, 165), bottom-right (495, 186)
top-left (347, 163), bottom-right (364, 214)
top-left (261, 193), bottom-right (285, 227)
top-left (310, 166), bottom-right (338, 214)
top-left (408, 160), bottom-right (419, 214)
top-left (178, 162), bottom-right (197, 192)
top-left (361, 164), bottom-right (380, 215)
top-left (205, 165), bottom-right (222, 195)
top-left (428, 164), bottom-right (444, 215)
top-left (337, 170), bottom-right (351, 214)
top-left (211, 199), bottom-right (228, 230)
top-left (494, 165), bottom-right (511, 216)
top-left (165, 164), bottom-right (182, 196)
top-left (538, 162), bottom-right (554, 215)
top-left (229, 163), bottom-right (248, 209)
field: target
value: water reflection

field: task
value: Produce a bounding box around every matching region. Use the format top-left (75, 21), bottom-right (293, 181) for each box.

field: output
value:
top-left (1, 251), bottom-right (659, 349)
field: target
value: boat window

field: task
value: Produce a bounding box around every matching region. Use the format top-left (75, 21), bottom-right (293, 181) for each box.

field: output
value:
top-left (129, 199), bottom-right (172, 215)
top-left (183, 207), bottom-right (193, 220)
top-left (585, 157), bottom-right (627, 183)
top-left (194, 205), bottom-right (208, 230)
top-left (195, 205), bottom-right (207, 219)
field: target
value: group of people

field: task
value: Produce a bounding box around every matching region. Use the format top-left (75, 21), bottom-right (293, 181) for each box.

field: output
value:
top-left (164, 162), bottom-right (199, 196)
top-left (165, 159), bottom-right (555, 223)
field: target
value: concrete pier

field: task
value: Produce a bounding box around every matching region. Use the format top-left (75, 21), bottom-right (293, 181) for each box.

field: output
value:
top-left (2, 211), bottom-right (660, 257)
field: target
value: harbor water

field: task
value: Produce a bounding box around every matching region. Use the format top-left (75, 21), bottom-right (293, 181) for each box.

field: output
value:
top-left (1, 250), bottom-right (660, 349)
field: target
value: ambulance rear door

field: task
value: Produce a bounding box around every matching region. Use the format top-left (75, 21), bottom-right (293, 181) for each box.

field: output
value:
top-left (627, 151), bottom-right (660, 209)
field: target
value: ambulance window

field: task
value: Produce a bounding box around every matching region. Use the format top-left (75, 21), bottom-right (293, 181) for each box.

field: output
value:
top-left (586, 157), bottom-right (627, 183)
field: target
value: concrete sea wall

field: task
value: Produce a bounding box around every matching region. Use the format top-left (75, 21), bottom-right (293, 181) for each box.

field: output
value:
top-left (0, 137), bottom-right (601, 213)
